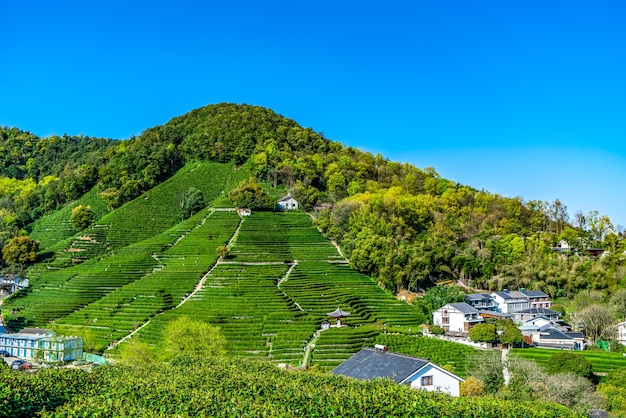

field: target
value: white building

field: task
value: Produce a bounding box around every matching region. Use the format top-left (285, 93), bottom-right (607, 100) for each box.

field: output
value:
top-left (522, 290), bottom-right (551, 309)
top-left (0, 327), bottom-right (83, 362)
top-left (618, 321), bottom-right (626, 346)
top-left (432, 302), bottom-right (484, 333)
top-left (491, 290), bottom-right (529, 314)
top-left (0, 275), bottom-right (29, 297)
top-left (277, 193), bottom-right (298, 210)
top-left (465, 293), bottom-right (498, 311)
top-left (332, 347), bottom-right (465, 396)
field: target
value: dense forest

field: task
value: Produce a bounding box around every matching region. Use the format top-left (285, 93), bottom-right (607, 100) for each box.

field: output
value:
top-left (1, 103), bottom-right (625, 299)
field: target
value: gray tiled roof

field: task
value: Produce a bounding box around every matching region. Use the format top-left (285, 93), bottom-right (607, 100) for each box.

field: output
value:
top-left (539, 328), bottom-right (579, 341)
top-left (448, 302), bottom-right (479, 314)
top-left (494, 291), bottom-right (526, 299)
top-left (465, 293), bottom-right (492, 302)
top-left (521, 290), bottom-right (549, 298)
top-left (517, 308), bottom-right (559, 316)
top-left (331, 347), bottom-right (429, 383)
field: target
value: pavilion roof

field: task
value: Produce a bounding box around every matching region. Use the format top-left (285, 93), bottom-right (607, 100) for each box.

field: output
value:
top-left (327, 307), bottom-right (351, 318)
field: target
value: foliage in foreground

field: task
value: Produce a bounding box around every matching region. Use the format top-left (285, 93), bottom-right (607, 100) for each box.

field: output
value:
top-left (0, 357), bottom-right (578, 418)
top-left (596, 367), bottom-right (626, 416)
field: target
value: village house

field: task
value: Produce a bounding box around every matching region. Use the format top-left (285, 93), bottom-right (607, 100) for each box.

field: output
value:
top-left (491, 290), bottom-right (530, 314)
top-left (277, 193), bottom-right (298, 210)
top-left (522, 290), bottom-right (551, 309)
top-left (0, 274), bottom-right (29, 298)
top-left (0, 327), bottom-right (83, 362)
top-left (464, 293), bottom-right (498, 311)
top-left (518, 317), bottom-right (584, 350)
top-left (432, 302), bottom-right (484, 333)
top-left (237, 208), bottom-right (252, 216)
top-left (513, 307), bottom-right (560, 324)
top-left (332, 346), bottom-right (465, 396)
top-left (618, 321), bottom-right (626, 346)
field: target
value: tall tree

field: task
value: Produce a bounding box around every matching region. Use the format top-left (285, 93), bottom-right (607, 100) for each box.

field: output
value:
top-left (70, 204), bottom-right (95, 231)
top-left (2, 235), bottom-right (39, 266)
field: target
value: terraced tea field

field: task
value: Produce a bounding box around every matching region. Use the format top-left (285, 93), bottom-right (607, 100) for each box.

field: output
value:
top-left (53, 210), bottom-right (241, 350)
top-left (131, 211), bottom-right (426, 367)
top-left (511, 347), bottom-right (626, 374)
top-left (6, 166), bottom-right (431, 368)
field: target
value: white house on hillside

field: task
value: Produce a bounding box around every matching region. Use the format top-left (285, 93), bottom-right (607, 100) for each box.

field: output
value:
top-left (432, 302), bottom-right (484, 333)
top-left (0, 327), bottom-right (83, 362)
top-left (618, 322), bottom-right (626, 346)
top-left (332, 347), bottom-right (465, 396)
top-left (465, 293), bottom-right (498, 311)
top-left (491, 290), bottom-right (529, 314)
top-left (277, 193), bottom-right (298, 210)
top-left (522, 290), bottom-right (551, 309)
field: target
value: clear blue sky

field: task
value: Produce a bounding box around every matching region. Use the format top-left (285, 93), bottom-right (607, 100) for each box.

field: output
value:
top-left (1, 1), bottom-right (625, 227)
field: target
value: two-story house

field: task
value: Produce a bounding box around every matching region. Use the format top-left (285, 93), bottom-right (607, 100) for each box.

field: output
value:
top-left (465, 293), bottom-right (498, 311)
top-left (521, 290), bottom-right (551, 309)
top-left (0, 327), bottom-right (83, 362)
top-left (491, 290), bottom-right (529, 314)
top-left (432, 302), bottom-right (484, 333)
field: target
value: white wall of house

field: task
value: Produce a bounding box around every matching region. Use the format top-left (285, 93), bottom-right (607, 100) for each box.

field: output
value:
top-left (278, 197), bottom-right (298, 210)
top-left (406, 363), bottom-right (463, 397)
top-left (527, 298), bottom-right (551, 309)
top-left (0, 333), bottom-right (83, 361)
top-left (618, 322), bottom-right (626, 346)
top-left (491, 293), bottom-right (529, 313)
top-left (433, 306), bottom-right (466, 333)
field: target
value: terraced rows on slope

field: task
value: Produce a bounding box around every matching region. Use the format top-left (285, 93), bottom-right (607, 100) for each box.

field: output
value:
top-left (3, 162), bottom-right (237, 330)
top-left (53, 210), bottom-right (240, 351)
top-left (133, 212), bottom-right (425, 367)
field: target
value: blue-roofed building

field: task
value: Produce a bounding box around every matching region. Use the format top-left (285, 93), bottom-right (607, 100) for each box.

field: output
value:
top-left (332, 347), bottom-right (464, 396)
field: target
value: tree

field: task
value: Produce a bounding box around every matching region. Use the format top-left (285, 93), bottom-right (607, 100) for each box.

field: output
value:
top-left (216, 245), bottom-right (229, 258)
top-left (228, 178), bottom-right (276, 210)
top-left (578, 304), bottom-right (617, 342)
top-left (500, 325), bottom-right (523, 345)
top-left (460, 376), bottom-right (484, 396)
top-left (163, 316), bottom-right (226, 359)
top-left (469, 323), bottom-right (497, 343)
top-left (419, 285), bottom-right (466, 318)
top-left (2, 235), bottom-right (39, 265)
top-left (611, 289), bottom-right (626, 321)
top-left (544, 352), bottom-right (593, 378)
top-left (468, 351), bottom-right (503, 394)
top-left (70, 204), bottom-right (95, 231)
top-left (181, 187), bottom-right (204, 219)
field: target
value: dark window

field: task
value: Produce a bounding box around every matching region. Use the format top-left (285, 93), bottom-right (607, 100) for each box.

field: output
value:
top-left (421, 375), bottom-right (433, 386)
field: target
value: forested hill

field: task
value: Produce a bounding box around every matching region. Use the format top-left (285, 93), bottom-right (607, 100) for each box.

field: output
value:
top-left (1, 103), bottom-right (625, 298)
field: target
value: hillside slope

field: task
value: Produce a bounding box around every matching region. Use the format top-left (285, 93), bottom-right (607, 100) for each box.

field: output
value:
top-left (2, 102), bottom-right (624, 328)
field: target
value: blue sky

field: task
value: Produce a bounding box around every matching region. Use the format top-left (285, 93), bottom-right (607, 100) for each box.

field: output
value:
top-left (1, 1), bottom-right (625, 227)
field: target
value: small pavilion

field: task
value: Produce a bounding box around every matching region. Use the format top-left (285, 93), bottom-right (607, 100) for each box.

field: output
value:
top-left (327, 307), bottom-right (351, 327)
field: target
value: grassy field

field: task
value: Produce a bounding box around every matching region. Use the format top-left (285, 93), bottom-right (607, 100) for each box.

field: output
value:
top-left (511, 347), bottom-right (626, 374)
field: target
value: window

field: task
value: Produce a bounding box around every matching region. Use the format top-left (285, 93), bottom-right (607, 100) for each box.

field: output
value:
top-left (421, 375), bottom-right (433, 386)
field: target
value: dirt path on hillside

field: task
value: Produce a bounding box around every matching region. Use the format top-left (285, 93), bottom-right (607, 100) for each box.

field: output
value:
top-left (305, 212), bottom-right (348, 261)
